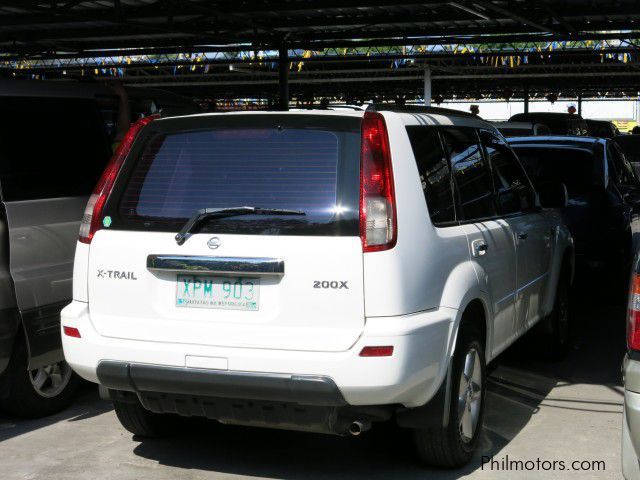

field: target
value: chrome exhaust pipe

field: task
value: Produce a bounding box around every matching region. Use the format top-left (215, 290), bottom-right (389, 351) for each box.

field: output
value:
top-left (348, 420), bottom-right (371, 436)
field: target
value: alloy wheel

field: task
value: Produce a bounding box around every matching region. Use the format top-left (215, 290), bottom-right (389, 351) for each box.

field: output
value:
top-left (457, 348), bottom-right (482, 443)
top-left (29, 361), bottom-right (73, 398)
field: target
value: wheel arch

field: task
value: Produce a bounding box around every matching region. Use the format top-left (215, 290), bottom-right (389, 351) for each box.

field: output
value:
top-left (396, 296), bottom-right (489, 430)
top-left (450, 293), bottom-right (492, 363)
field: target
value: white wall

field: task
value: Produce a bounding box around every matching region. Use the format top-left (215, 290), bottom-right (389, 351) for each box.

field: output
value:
top-left (441, 100), bottom-right (638, 122)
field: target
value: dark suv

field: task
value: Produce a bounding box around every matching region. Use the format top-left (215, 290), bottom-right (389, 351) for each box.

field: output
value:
top-left (509, 136), bottom-right (640, 272)
top-left (509, 113), bottom-right (589, 136)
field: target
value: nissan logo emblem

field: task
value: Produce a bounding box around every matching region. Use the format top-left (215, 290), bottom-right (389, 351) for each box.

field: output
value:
top-left (207, 237), bottom-right (222, 249)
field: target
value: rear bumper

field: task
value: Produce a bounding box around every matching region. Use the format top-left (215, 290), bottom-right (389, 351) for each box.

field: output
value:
top-left (97, 360), bottom-right (346, 406)
top-left (61, 301), bottom-right (456, 408)
top-left (625, 354), bottom-right (640, 477)
top-left (624, 392), bottom-right (640, 479)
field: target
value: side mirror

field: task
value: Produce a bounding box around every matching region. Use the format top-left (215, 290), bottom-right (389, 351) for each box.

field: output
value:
top-left (537, 181), bottom-right (568, 208)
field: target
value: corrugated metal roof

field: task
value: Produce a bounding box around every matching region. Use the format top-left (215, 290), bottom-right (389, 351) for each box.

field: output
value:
top-left (1, 0), bottom-right (639, 54)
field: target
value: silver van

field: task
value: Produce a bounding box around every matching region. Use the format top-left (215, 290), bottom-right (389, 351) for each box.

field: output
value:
top-left (0, 79), bottom-right (198, 417)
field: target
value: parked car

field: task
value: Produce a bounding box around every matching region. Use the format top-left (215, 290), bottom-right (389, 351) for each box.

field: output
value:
top-left (586, 119), bottom-right (620, 138)
top-left (623, 253), bottom-right (640, 479)
top-left (615, 134), bottom-right (640, 177)
top-left (508, 136), bottom-right (640, 273)
top-left (0, 79), bottom-right (198, 418)
top-left (61, 105), bottom-right (573, 467)
top-left (493, 121), bottom-right (551, 137)
top-left (509, 112), bottom-right (589, 136)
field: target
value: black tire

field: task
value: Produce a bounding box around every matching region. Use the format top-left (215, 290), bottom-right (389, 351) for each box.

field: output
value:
top-left (0, 340), bottom-right (79, 418)
top-left (113, 398), bottom-right (179, 437)
top-left (538, 272), bottom-right (571, 360)
top-left (413, 323), bottom-right (486, 468)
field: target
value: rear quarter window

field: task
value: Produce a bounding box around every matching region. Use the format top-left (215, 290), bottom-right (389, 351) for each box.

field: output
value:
top-left (406, 126), bottom-right (456, 225)
top-left (105, 115), bottom-right (361, 236)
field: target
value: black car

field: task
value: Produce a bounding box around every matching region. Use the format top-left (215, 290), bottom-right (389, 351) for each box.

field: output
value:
top-left (509, 113), bottom-right (589, 136)
top-left (614, 135), bottom-right (640, 177)
top-left (586, 119), bottom-right (620, 139)
top-left (508, 136), bottom-right (640, 271)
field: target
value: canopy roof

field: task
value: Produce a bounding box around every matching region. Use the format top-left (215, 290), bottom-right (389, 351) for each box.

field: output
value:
top-left (2, 1), bottom-right (640, 54)
top-left (2, 1), bottom-right (640, 101)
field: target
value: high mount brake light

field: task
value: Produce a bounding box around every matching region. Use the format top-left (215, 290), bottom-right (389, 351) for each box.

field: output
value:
top-left (78, 115), bottom-right (158, 244)
top-left (628, 273), bottom-right (640, 351)
top-left (359, 111), bottom-right (397, 253)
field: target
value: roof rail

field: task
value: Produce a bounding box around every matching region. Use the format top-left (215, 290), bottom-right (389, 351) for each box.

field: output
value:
top-left (366, 103), bottom-right (478, 119)
top-left (294, 104), bottom-right (365, 111)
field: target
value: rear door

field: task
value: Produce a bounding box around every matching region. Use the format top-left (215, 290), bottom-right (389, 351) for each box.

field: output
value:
top-left (89, 114), bottom-right (365, 352)
top-left (442, 127), bottom-right (518, 356)
top-left (481, 130), bottom-right (552, 332)
top-left (0, 96), bottom-right (111, 312)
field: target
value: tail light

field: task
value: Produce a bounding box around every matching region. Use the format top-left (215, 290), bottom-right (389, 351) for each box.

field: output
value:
top-left (79, 115), bottom-right (158, 244)
top-left (628, 273), bottom-right (640, 351)
top-left (359, 111), bottom-right (397, 252)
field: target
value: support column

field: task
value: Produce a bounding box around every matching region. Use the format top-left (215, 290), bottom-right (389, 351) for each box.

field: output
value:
top-left (423, 67), bottom-right (432, 106)
top-left (523, 85), bottom-right (530, 113)
top-left (278, 44), bottom-right (289, 111)
top-left (577, 94), bottom-right (583, 116)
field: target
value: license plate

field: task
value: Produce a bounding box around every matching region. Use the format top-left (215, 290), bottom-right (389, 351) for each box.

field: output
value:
top-left (176, 275), bottom-right (260, 311)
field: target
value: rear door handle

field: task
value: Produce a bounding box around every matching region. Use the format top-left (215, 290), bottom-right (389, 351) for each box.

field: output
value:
top-left (472, 240), bottom-right (488, 257)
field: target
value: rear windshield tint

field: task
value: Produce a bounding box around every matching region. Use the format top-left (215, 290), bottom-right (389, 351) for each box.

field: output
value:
top-left (105, 115), bottom-right (361, 236)
top-left (512, 146), bottom-right (597, 196)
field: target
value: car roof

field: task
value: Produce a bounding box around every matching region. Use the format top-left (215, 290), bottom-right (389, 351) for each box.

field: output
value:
top-left (510, 112), bottom-right (585, 120)
top-left (159, 110), bottom-right (365, 122)
top-left (493, 121), bottom-right (535, 128)
top-left (507, 135), bottom-right (606, 148)
top-left (160, 104), bottom-right (498, 131)
top-left (586, 119), bottom-right (612, 125)
top-left (368, 104), bottom-right (497, 130)
top-left (614, 134), bottom-right (640, 144)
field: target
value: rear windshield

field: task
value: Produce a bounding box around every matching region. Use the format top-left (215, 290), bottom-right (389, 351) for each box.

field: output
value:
top-left (510, 115), bottom-right (588, 136)
top-left (511, 146), bottom-right (597, 196)
top-left (105, 115), bottom-right (361, 236)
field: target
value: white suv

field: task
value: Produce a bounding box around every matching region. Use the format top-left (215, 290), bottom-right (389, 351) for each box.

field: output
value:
top-left (61, 106), bottom-right (573, 467)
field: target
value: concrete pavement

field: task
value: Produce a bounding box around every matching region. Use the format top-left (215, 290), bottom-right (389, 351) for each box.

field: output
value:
top-left (0, 283), bottom-right (626, 479)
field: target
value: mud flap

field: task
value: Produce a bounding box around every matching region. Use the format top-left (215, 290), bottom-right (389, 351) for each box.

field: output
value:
top-left (396, 360), bottom-right (453, 429)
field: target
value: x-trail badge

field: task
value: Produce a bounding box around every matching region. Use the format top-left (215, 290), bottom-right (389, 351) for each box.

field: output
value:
top-left (207, 237), bottom-right (222, 249)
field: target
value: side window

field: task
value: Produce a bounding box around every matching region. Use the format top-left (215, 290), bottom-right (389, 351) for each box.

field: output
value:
top-left (441, 127), bottom-right (496, 221)
top-left (406, 126), bottom-right (455, 225)
top-left (609, 143), bottom-right (638, 186)
top-left (480, 130), bottom-right (536, 215)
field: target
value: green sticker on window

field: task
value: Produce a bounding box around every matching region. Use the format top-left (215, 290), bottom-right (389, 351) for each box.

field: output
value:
top-left (103, 216), bottom-right (112, 228)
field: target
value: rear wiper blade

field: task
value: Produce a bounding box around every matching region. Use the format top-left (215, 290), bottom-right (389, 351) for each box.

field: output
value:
top-left (175, 206), bottom-right (306, 245)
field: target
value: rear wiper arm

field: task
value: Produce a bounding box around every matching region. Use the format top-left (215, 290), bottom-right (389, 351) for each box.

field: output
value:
top-left (175, 206), bottom-right (306, 245)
